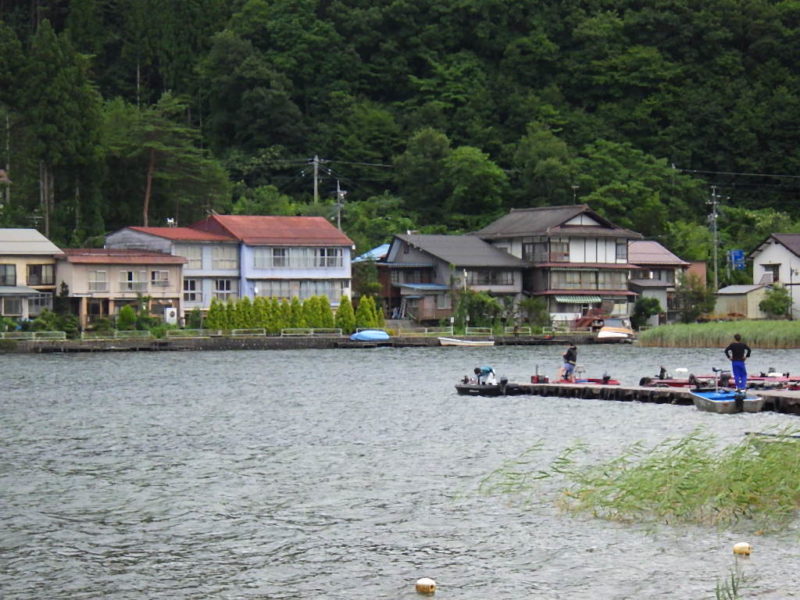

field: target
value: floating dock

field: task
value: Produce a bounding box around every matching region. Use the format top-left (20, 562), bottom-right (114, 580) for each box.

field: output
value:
top-left (468, 382), bottom-right (800, 415)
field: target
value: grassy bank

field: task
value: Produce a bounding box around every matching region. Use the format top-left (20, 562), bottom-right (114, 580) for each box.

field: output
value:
top-left (637, 321), bottom-right (800, 348)
top-left (479, 428), bottom-right (800, 531)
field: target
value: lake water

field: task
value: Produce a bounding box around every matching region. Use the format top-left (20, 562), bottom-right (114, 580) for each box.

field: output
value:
top-left (2, 345), bottom-right (800, 599)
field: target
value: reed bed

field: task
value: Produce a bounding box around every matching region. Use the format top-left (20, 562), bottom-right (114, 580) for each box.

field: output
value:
top-left (479, 429), bottom-right (800, 531)
top-left (637, 321), bottom-right (800, 348)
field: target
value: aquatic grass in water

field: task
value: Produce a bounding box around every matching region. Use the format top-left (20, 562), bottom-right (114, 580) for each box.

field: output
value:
top-left (638, 320), bottom-right (800, 348)
top-left (481, 429), bottom-right (800, 530)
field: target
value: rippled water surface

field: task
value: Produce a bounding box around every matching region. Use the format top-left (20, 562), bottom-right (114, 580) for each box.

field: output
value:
top-left (2, 345), bottom-right (800, 599)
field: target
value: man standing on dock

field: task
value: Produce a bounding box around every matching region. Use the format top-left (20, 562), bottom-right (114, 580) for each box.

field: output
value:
top-left (724, 333), bottom-right (751, 391)
top-left (561, 344), bottom-right (577, 382)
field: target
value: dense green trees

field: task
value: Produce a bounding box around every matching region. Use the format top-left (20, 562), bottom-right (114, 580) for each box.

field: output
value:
top-left (1, 0), bottom-right (800, 277)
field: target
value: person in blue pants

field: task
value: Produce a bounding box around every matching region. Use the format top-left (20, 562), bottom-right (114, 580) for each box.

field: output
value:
top-left (724, 333), bottom-right (751, 391)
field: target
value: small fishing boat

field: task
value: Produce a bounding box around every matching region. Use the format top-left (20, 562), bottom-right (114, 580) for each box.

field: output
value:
top-left (690, 388), bottom-right (764, 414)
top-left (438, 337), bottom-right (495, 347)
top-left (596, 317), bottom-right (635, 342)
top-left (350, 329), bottom-right (390, 342)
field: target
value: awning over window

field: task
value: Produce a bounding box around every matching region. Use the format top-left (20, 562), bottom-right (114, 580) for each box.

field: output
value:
top-left (554, 295), bottom-right (602, 303)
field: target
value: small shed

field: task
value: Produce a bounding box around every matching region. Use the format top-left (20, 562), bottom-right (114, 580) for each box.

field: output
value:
top-left (714, 285), bottom-right (768, 319)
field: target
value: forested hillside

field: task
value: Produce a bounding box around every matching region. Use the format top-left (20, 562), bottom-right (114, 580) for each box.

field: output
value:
top-left (2, 0), bottom-right (800, 284)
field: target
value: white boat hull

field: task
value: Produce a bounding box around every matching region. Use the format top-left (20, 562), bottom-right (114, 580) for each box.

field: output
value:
top-left (438, 337), bottom-right (495, 347)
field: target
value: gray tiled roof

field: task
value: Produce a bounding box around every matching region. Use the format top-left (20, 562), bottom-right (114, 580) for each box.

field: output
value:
top-left (394, 234), bottom-right (528, 268)
top-left (474, 204), bottom-right (642, 240)
top-left (629, 240), bottom-right (689, 266)
top-left (771, 233), bottom-right (800, 257)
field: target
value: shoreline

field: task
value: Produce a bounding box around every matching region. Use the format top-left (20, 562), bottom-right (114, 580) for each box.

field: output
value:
top-left (0, 334), bottom-right (605, 354)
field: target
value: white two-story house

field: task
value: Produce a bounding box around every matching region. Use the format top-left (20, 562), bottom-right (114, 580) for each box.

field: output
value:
top-left (0, 228), bottom-right (62, 319)
top-left (474, 204), bottom-right (642, 320)
top-left (749, 233), bottom-right (800, 319)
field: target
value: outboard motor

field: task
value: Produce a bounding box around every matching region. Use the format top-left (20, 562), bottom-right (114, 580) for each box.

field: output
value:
top-left (602, 374), bottom-right (611, 384)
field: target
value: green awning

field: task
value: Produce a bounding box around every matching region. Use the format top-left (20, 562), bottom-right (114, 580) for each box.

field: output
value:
top-left (555, 295), bottom-right (601, 303)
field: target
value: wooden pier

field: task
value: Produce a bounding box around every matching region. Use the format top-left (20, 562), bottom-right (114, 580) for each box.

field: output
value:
top-left (478, 382), bottom-right (800, 415)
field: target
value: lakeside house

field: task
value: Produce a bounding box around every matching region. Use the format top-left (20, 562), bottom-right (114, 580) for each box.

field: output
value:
top-left (107, 215), bottom-right (355, 317)
top-left (0, 228), bottom-right (62, 320)
top-left (474, 204), bottom-right (642, 323)
top-left (56, 248), bottom-right (186, 329)
top-left (749, 233), bottom-right (800, 319)
top-left (628, 240), bottom-right (690, 325)
top-left (380, 233), bottom-right (529, 321)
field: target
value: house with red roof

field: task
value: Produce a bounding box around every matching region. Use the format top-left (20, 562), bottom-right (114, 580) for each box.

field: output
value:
top-left (106, 224), bottom-right (240, 315)
top-left (106, 215), bottom-right (355, 315)
top-left (56, 248), bottom-right (186, 329)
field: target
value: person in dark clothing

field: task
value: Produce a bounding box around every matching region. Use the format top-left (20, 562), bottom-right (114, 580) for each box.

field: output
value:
top-left (561, 344), bottom-right (577, 381)
top-left (724, 333), bottom-right (752, 391)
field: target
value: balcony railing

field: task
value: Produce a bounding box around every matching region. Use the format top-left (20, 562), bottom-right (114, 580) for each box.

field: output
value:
top-left (88, 282), bottom-right (108, 292)
top-left (120, 282), bottom-right (148, 292)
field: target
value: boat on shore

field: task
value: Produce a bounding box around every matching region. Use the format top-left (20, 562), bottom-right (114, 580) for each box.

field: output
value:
top-left (438, 337), bottom-right (495, 347)
top-left (596, 317), bottom-right (635, 342)
top-left (690, 388), bottom-right (764, 414)
top-left (350, 329), bottom-right (390, 342)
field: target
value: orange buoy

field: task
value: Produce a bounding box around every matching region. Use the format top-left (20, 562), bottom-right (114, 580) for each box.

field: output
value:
top-left (733, 542), bottom-right (752, 556)
top-left (415, 577), bottom-right (436, 594)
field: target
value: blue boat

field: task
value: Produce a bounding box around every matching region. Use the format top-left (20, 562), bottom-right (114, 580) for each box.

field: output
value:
top-left (349, 329), bottom-right (390, 342)
top-left (690, 389), bottom-right (764, 414)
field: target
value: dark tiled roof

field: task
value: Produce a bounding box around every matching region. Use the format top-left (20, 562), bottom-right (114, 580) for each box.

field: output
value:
top-left (474, 204), bottom-right (642, 240)
top-left (393, 234), bottom-right (528, 268)
top-left (771, 233), bottom-right (800, 257)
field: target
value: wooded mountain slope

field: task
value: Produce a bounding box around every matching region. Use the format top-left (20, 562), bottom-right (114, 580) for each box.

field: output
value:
top-left (1, 0), bottom-right (799, 281)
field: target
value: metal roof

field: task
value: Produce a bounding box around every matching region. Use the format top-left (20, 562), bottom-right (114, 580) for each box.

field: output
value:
top-left (0, 229), bottom-right (63, 255)
top-left (717, 285), bottom-right (766, 294)
top-left (0, 285), bottom-right (43, 296)
top-left (127, 226), bottom-right (235, 242)
top-left (61, 248), bottom-right (187, 265)
top-left (555, 295), bottom-right (602, 303)
top-left (629, 240), bottom-right (689, 266)
top-left (191, 215), bottom-right (354, 247)
top-left (353, 243), bottom-right (390, 263)
top-left (398, 283), bottom-right (450, 291)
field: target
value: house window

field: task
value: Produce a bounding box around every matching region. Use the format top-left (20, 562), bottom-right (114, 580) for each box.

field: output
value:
top-left (616, 240), bottom-right (628, 261)
top-left (29, 293), bottom-right (52, 316)
top-left (212, 245), bottom-right (238, 269)
top-left (151, 270), bottom-right (169, 286)
top-left (88, 271), bottom-right (107, 292)
top-left (120, 270), bottom-right (147, 291)
top-left (0, 264), bottom-right (16, 286)
top-left (467, 270), bottom-right (514, 286)
top-left (316, 247), bottom-right (342, 267)
top-left (183, 279), bottom-right (201, 302)
top-left (436, 293), bottom-right (451, 309)
top-left (213, 279), bottom-right (235, 300)
top-left (2, 296), bottom-right (22, 315)
top-left (550, 240), bottom-right (569, 262)
top-left (181, 245), bottom-right (202, 270)
top-left (598, 271), bottom-right (627, 289)
top-left (272, 248), bottom-right (287, 267)
top-left (27, 264), bottom-right (54, 286)
top-left (762, 264), bottom-right (780, 283)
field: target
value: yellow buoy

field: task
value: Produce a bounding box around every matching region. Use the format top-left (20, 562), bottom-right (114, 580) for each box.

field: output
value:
top-left (415, 577), bottom-right (436, 594)
top-left (733, 542), bottom-right (752, 556)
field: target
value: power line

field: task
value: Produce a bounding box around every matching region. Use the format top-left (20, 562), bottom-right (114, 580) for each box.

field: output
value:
top-left (676, 167), bottom-right (800, 181)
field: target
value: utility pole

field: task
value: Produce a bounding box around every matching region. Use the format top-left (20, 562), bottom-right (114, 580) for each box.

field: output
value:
top-left (707, 186), bottom-right (720, 291)
top-left (312, 155), bottom-right (319, 203)
top-left (335, 180), bottom-right (347, 230)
